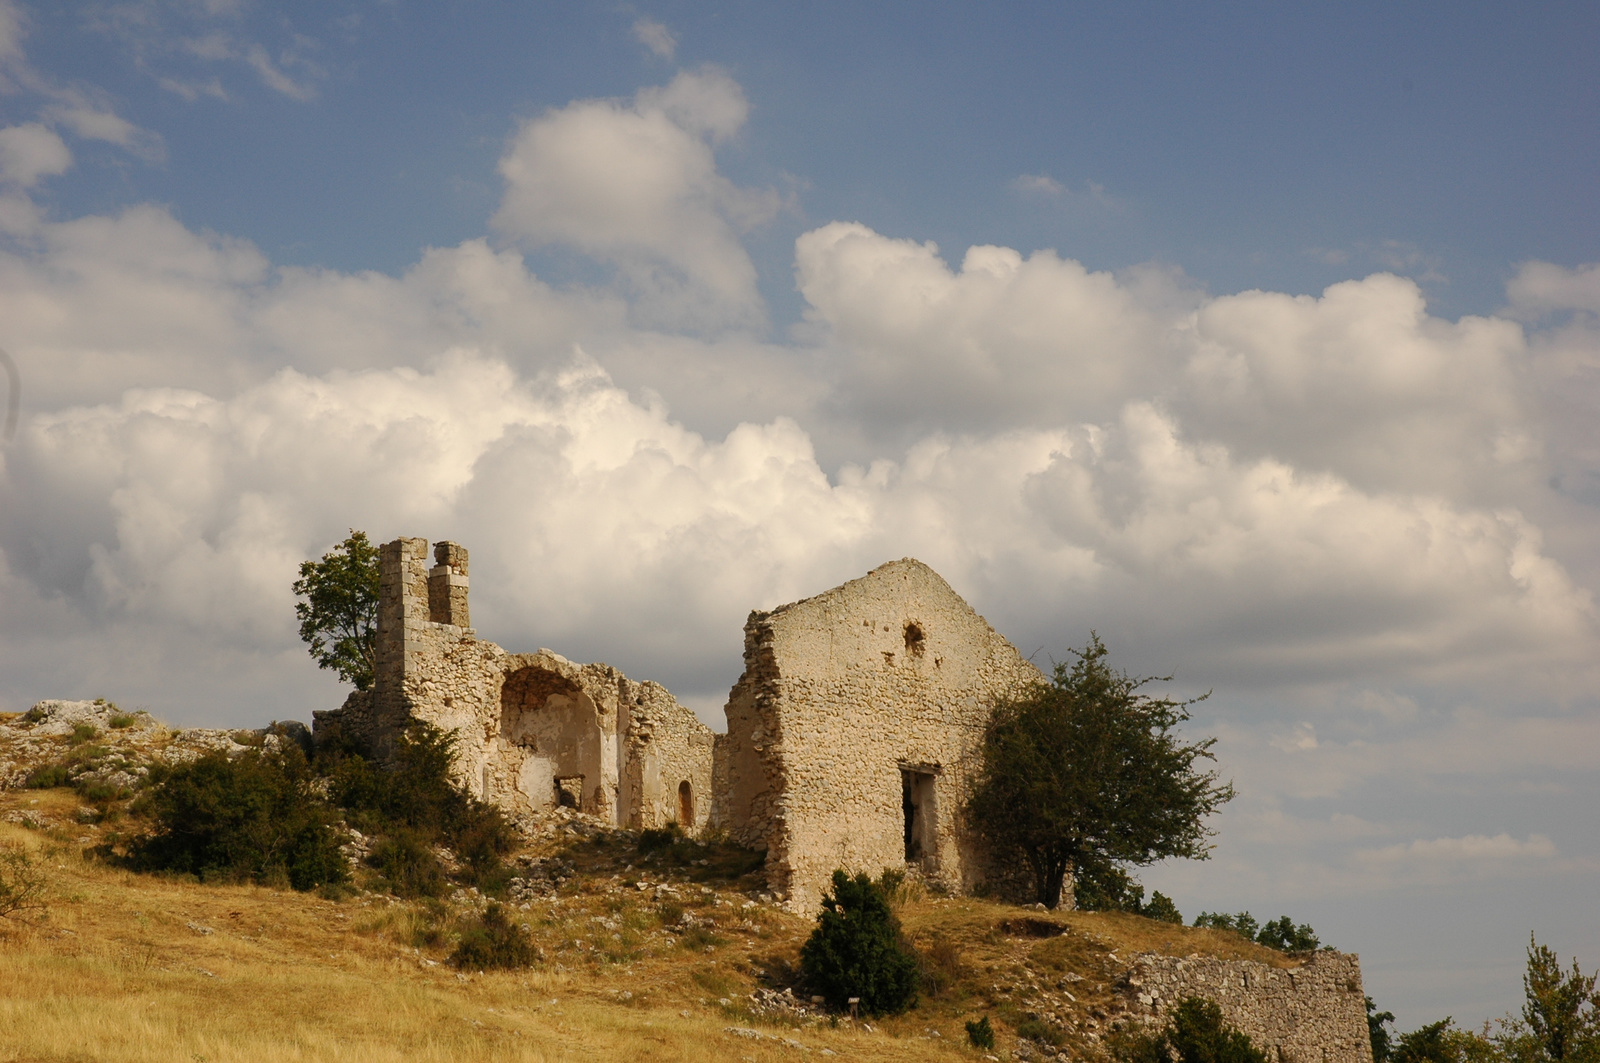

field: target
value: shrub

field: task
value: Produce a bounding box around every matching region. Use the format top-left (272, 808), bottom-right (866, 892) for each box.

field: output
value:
top-left (22, 705), bottom-right (47, 724)
top-left (130, 745), bottom-right (347, 891)
top-left (1112, 998), bottom-right (1267, 1063)
top-left (638, 824), bottom-right (684, 852)
top-left (1165, 998), bottom-right (1267, 1063)
top-left (368, 830), bottom-right (447, 899)
top-left (0, 844), bottom-right (48, 922)
top-left (966, 1015), bottom-right (996, 1050)
top-left (326, 723), bottom-right (516, 872)
top-left (24, 764), bottom-right (70, 789)
top-left (108, 713), bottom-right (138, 729)
top-left (69, 722), bottom-right (99, 745)
top-left (450, 903), bottom-right (537, 970)
top-left (799, 870), bottom-right (920, 1017)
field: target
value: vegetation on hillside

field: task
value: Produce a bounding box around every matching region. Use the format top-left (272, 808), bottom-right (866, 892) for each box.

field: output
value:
top-left (967, 633), bottom-right (1235, 908)
top-left (1194, 911), bottom-right (1322, 952)
top-left (129, 741), bottom-right (347, 891)
top-left (108, 719), bottom-right (517, 903)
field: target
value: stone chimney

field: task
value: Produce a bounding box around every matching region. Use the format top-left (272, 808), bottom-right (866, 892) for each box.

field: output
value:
top-left (428, 540), bottom-right (470, 628)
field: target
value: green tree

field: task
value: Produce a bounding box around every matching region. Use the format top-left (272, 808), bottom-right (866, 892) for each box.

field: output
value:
top-left (967, 634), bottom-right (1234, 908)
top-left (1396, 1020), bottom-right (1462, 1063)
top-left (293, 530), bottom-right (380, 690)
top-left (799, 870), bottom-right (921, 1016)
top-left (1369, 996), bottom-right (1397, 1063)
top-left (1497, 937), bottom-right (1600, 1063)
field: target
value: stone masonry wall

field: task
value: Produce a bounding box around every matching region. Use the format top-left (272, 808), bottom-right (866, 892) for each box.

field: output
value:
top-left (713, 559), bottom-right (1043, 912)
top-left (317, 537), bottom-right (715, 831)
top-left (1121, 950), bottom-right (1373, 1063)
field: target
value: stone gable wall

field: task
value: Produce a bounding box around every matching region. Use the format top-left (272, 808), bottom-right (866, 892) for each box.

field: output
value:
top-left (1121, 950), bottom-right (1373, 1063)
top-left (713, 559), bottom-right (1043, 911)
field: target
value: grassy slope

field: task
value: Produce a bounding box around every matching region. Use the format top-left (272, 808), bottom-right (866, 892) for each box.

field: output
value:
top-left (1, 778), bottom-right (1298, 1062)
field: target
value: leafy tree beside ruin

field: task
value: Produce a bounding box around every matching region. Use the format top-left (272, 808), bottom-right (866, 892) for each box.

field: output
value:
top-left (1498, 937), bottom-right (1600, 1063)
top-left (966, 634), bottom-right (1234, 909)
top-left (293, 530), bottom-right (380, 690)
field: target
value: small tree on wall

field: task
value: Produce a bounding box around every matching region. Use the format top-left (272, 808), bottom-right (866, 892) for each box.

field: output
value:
top-left (967, 634), bottom-right (1234, 908)
top-left (293, 530), bottom-right (381, 690)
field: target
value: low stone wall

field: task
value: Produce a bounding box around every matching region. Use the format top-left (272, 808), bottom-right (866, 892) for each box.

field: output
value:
top-left (1120, 950), bottom-right (1373, 1063)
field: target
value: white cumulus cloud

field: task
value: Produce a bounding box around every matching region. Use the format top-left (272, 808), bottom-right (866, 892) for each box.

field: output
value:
top-left (493, 68), bottom-right (782, 333)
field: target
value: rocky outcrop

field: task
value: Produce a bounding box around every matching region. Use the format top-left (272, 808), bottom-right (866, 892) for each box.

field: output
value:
top-left (0, 698), bottom-right (296, 794)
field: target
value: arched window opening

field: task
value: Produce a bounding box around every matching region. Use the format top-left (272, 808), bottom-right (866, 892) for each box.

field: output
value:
top-left (677, 780), bottom-right (694, 825)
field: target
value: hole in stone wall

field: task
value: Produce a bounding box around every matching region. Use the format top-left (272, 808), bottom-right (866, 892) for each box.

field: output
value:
top-left (555, 776), bottom-right (584, 809)
top-left (904, 622), bottom-right (926, 657)
top-left (678, 780), bottom-right (694, 825)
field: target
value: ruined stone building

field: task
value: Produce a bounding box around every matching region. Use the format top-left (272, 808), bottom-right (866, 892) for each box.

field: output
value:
top-left (310, 536), bottom-right (1373, 1059)
top-left (711, 559), bottom-right (1042, 911)
top-left (316, 538), bottom-right (1040, 909)
top-left (317, 538), bottom-right (716, 834)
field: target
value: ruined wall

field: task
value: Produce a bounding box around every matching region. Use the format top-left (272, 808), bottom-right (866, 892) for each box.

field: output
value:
top-left (714, 559), bottom-right (1043, 911)
top-left (1121, 951), bottom-right (1373, 1063)
top-left (620, 680), bottom-right (716, 833)
top-left (315, 537), bottom-right (715, 831)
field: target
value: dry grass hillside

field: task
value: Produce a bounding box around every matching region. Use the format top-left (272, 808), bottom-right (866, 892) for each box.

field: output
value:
top-left (0, 711), bottom-right (1301, 1063)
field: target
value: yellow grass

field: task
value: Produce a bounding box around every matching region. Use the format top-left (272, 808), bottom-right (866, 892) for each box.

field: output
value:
top-left (0, 785), bottom-right (1297, 1062)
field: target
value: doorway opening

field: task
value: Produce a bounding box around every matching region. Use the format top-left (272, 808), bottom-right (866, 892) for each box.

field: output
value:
top-left (678, 780), bottom-right (695, 825)
top-left (555, 775), bottom-right (584, 809)
top-left (901, 768), bottom-right (938, 865)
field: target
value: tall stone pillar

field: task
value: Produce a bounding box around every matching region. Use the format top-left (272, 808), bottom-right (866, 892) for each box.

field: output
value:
top-left (374, 537), bottom-right (431, 752)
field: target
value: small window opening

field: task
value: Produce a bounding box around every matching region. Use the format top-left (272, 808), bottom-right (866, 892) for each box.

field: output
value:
top-left (555, 776), bottom-right (584, 809)
top-left (904, 622), bottom-right (926, 658)
top-left (678, 780), bottom-right (694, 825)
top-left (901, 768), bottom-right (938, 865)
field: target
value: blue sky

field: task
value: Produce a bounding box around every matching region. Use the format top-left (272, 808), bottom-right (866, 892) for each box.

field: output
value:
top-left (19, 2), bottom-right (1599, 317)
top-left (1, 0), bottom-right (1598, 1033)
